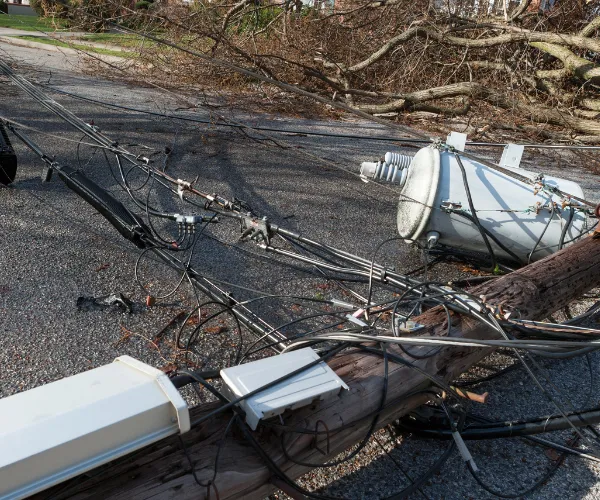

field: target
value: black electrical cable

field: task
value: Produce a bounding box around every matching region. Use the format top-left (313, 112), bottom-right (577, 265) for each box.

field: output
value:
top-left (366, 236), bottom-right (412, 311)
top-left (153, 245), bottom-right (289, 349)
top-left (398, 407), bottom-right (600, 440)
top-left (239, 318), bottom-right (348, 362)
top-left (143, 171), bottom-right (183, 247)
top-left (178, 412), bottom-right (236, 500)
top-left (467, 459), bottom-right (564, 499)
top-left (177, 369), bottom-right (229, 404)
top-left (174, 300), bottom-right (245, 365)
top-left (256, 388), bottom-right (460, 500)
top-left (280, 342), bottom-right (389, 468)
top-left (134, 244), bottom-right (188, 297)
top-left (35, 66), bottom-right (600, 152)
top-left (454, 152), bottom-right (498, 272)
top-left (384, 440), bottom-right (455, 500)
top-left (453, 363), bottom-right (521, 387)
top-left (170, 369), bottom-right (221, 389)
top-left (238, 299), bottom-right (400, 359)
top-left (385, 402), bottom-right (466, 500)
top-left (184, 306), bottom-right (243, 364)
top-left (356, 344), bottom-right (463, 402)
top-left (113, 153), bottom-right (178, 220)
top-left (76, 133), bottom-right (101, 174)
top-left (559, 205), bottom-right (575, 250)
top-left (235, 415), bottom-right (345, 500)
top-left (450, 210), bottom-right (524, 265)
top-left (40, 84), bottom-right (431, 146)
top-left (559, 220), bottom-right (599, 245)
top-left (391, 296), bottom-right (445, 359)
top-left (189, 342), bottom-right (349, 427)
top-left (280, 234), bottom-right (371, 304)
top-left (527, 201), bottom-right (556, 264)
top-left (239, 297), bottom-right (400, 361)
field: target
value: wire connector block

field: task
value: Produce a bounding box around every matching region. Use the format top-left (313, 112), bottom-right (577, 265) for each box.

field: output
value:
top-left (240, 214), bottom-right (272, 245)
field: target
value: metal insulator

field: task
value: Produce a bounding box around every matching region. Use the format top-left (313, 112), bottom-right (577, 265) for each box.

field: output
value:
top-left (384, 152), bottom-right (412, 169)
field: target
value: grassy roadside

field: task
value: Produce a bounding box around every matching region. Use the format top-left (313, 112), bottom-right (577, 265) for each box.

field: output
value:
top-left (14, 35), bottom-right (134, 58)
top-left (0, 13), bottom-right (67, 31)
top-left (77, 33), bottom-right (149, 47)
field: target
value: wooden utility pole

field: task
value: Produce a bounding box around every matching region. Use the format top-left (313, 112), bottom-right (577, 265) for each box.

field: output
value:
top-left (38, 233), bottom-right (600, 500)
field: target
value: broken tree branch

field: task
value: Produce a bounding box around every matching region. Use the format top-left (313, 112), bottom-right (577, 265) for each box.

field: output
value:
top-left (580, 15), bottom-right (600, 37)
top-left (343, 26), bottom-right (600, 73)
top-left (530, 41), bottom-right (600, 84)
top-left (355, 81), bottom-right (600, 135)
top-left (508, 0), bottom-right (533, 22)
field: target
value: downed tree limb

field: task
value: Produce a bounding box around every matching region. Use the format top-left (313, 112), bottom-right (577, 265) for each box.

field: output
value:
top-left (220, 0), bottom-right (254, 32)
top-left (338, 26), bottom-right (600, 74)
top-left (580, 15), bottom-right (600, 37)
top-left (508, 0), bottom-right (532, 22)
top-left (355, 81), bottom-right (600, 136)
top-left (580, 99), bottom-right (600, 112)
top-left (37, 232), bottom-right (600, 500)
top-left (530, 41), bottom-right (600, 84)
top-left (355, 82), bottom-right (478, 114)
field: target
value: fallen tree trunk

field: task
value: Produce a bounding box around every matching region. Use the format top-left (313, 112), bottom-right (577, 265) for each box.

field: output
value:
top-left (38, 232), bottom-right (600, 500)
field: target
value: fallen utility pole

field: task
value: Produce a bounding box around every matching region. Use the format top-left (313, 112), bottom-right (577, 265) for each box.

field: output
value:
top-left (35, 232), bottom-right (600, 500)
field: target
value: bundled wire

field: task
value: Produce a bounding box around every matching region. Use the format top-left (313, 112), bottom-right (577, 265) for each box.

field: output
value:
top-left (4, 53), bottom-right (600, 500)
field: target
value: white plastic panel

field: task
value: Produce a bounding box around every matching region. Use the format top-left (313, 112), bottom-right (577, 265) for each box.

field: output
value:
top-left (0, 356), bottom-right (189, 500)
top-left (500, 143), bottom-right (524, 169)
top-left (221, 347), bottom-right (349, 430)
top-left (446, 131), bottom-right (467, 152)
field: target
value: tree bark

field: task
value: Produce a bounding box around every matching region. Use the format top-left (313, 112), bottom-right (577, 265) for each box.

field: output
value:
top-left (530, 41), bottom-right (600, 84)
top-left (37, 232), bottom-right (600, 500)
top-left (508, 0), bottom-right (532, 22)
top-left (580, 16), bottom-right (600, 37)
top-left (355, 81), bottom-right (600, 136)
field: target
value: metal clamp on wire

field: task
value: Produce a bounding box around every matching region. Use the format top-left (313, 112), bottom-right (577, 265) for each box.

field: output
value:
top-left (174, 214), bottom-right (219, 235)
top-left (177, 179), bottom-right (192, 201)
top-left (430, 138), bottom-right (446, 151)
top-left (440, 200), bottom-right (463, 213)
top-left (87, 120), bottom-right (100, 133)
top-left (533, 174), bottom-right (546, 196)
top-left (239, 214), bottom-right (272, 245)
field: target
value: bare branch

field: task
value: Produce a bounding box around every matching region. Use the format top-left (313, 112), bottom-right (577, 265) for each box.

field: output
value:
top-left (579, 99), bottom-right (600, 112)
top-left (580, 16), bottom-right (600, 37)
top-left (530, 41), bottom-right (600, 84)
top-left (345, 26), bottom-right (600, 73)
top-left (221, 0), bottom-right (253, 32)
top-left (357, 81), bottom-right (600, 136)
top-left (508, 0), bottom-right (532, 22)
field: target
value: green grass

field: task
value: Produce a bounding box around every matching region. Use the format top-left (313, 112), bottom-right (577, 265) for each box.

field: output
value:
top-left (76, 32), bottom-right (163, 51)
top-left (78, 33), bottom-right (145, 47)
top-left (78, 32), bottom-right (211, 53)
top-left (15, 35), bottom-right (135, 58)
top-left (0, 14), bottom-right (67, 32)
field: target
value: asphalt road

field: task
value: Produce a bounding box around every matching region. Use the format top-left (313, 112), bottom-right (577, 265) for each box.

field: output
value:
top-left (0, 36), bottom-right (82, 71)
top-left (2, 43), bottom-right (600, 500)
